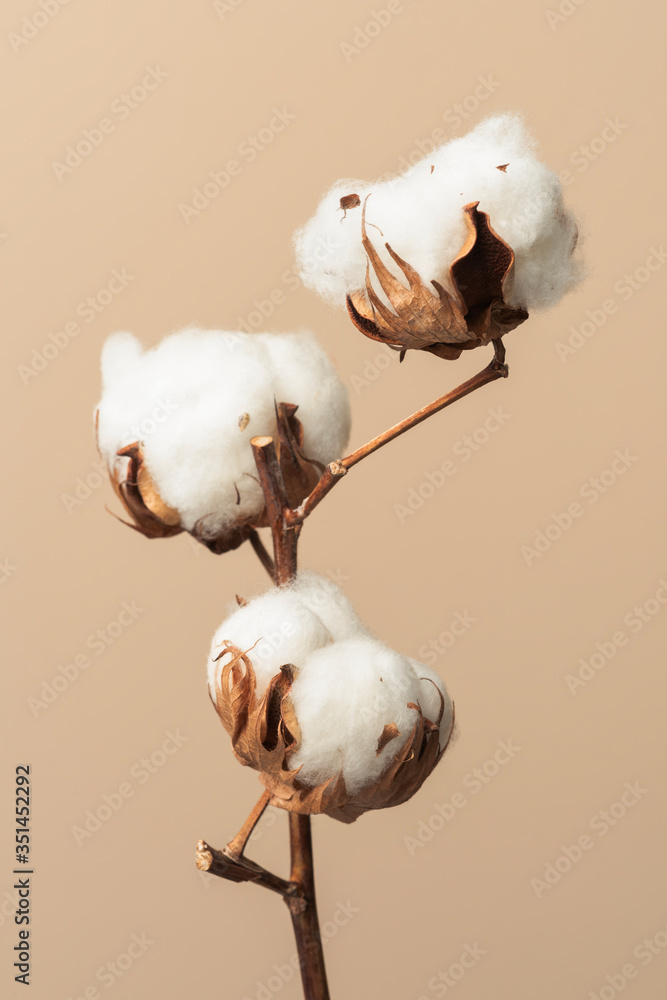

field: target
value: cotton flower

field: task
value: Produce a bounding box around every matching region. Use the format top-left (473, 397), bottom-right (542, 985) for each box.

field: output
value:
top-left (207, 573), bottom-right (455, 822)
top-left (95, 328), bottom-right (350, 552)
top-left (293, 113), bottom-right (583, 360)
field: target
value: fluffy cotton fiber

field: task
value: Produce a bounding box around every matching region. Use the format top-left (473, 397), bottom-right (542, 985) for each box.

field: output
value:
top-left (294, 113), bottom-right (583, 313)
top-left (208, 573), bottom-right (454, 796)
top-left (96, 328), bottom-right (350, 539)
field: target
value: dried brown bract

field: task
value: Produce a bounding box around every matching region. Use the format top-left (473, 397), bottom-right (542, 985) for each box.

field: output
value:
top-left (346, 196), bottom-right (529, 360)
top-left (99, 402), bottom-right (321, 554)
top-left (211, 642), bottom-right (454, 824)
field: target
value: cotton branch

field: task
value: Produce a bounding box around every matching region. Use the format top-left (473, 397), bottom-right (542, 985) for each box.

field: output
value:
top-left (200, 341), bottom-right (510, 1000)
top-left (286, 339), bottom-right (508, 526)
top-left (198, 436), bottom-right (329, 1000)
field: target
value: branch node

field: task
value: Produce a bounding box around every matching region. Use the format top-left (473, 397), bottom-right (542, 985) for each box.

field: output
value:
top-left (284, 895), bottom-right (309, 915)
top-left (196, 838), bottom-right (303, 900)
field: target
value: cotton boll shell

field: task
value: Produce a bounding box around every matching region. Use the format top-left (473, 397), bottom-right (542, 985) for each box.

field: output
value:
top-left (294, 113), bottom-right (583, 351)
top-left (208, 574), bottom-right (454, 823)
top-left (345, 197), bottom-right (529, 360)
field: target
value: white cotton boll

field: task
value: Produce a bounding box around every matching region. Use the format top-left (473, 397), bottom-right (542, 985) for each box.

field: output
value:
top-left (209, 576), bottom-right (455, 814)
top-left (97, 328), bottom-right (274, 535)
top-left (254, 331), bottom-right (351, 463)
top-left (207, 588), bottom-right (333, 698)
top-left (96, 327), bottom-right (351, 540)
top-left (100, 331), bottom-right (143, 388)
top-left (289, 571), bottom-right (369, 642)
top-left (294, 113), bottom-right (582, 314)
top-left (289, 638), bottom-right (422, 795)
top-left (408, 659), bottom-right (454, 750)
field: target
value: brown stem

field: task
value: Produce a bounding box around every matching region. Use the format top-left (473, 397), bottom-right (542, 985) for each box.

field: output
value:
top-left (287, 342), bottom-right (508, 525)
top-left (249, 434), bottom-right (330, 1000)
top-left (248, 527), bottom-right (276, 582)
top-left (286, 814), bottom-right (330, 1000)
top-left (251, 436), bottom-right (301, 586)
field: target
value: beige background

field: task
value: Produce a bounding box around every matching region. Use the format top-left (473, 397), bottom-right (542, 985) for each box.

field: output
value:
top-left (2, 1), bottom-right (666, 998)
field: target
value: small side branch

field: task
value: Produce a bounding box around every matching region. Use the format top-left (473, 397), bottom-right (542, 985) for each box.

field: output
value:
top-left (196, 839), bottom-right (303, 903)
top-left (286, 461), bottom-right (347, 524)
top-left (287, 341), bottom-right (508, 526)
top-left (226, 789), bottom-right (271, 857)
top-left (344, 343), bottom-right (508, 468)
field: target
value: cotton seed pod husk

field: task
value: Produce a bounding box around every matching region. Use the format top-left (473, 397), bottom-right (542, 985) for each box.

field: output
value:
top-left (346, 196), bottom-right (529, 361)
top-left (98, 401), bottom-right (321, 554)
top-left (211, 641), bottom-right (455, 824)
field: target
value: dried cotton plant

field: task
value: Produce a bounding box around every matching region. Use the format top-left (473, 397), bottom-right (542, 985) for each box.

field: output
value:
top-left (96, 113), bottom-right (583, 1000)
